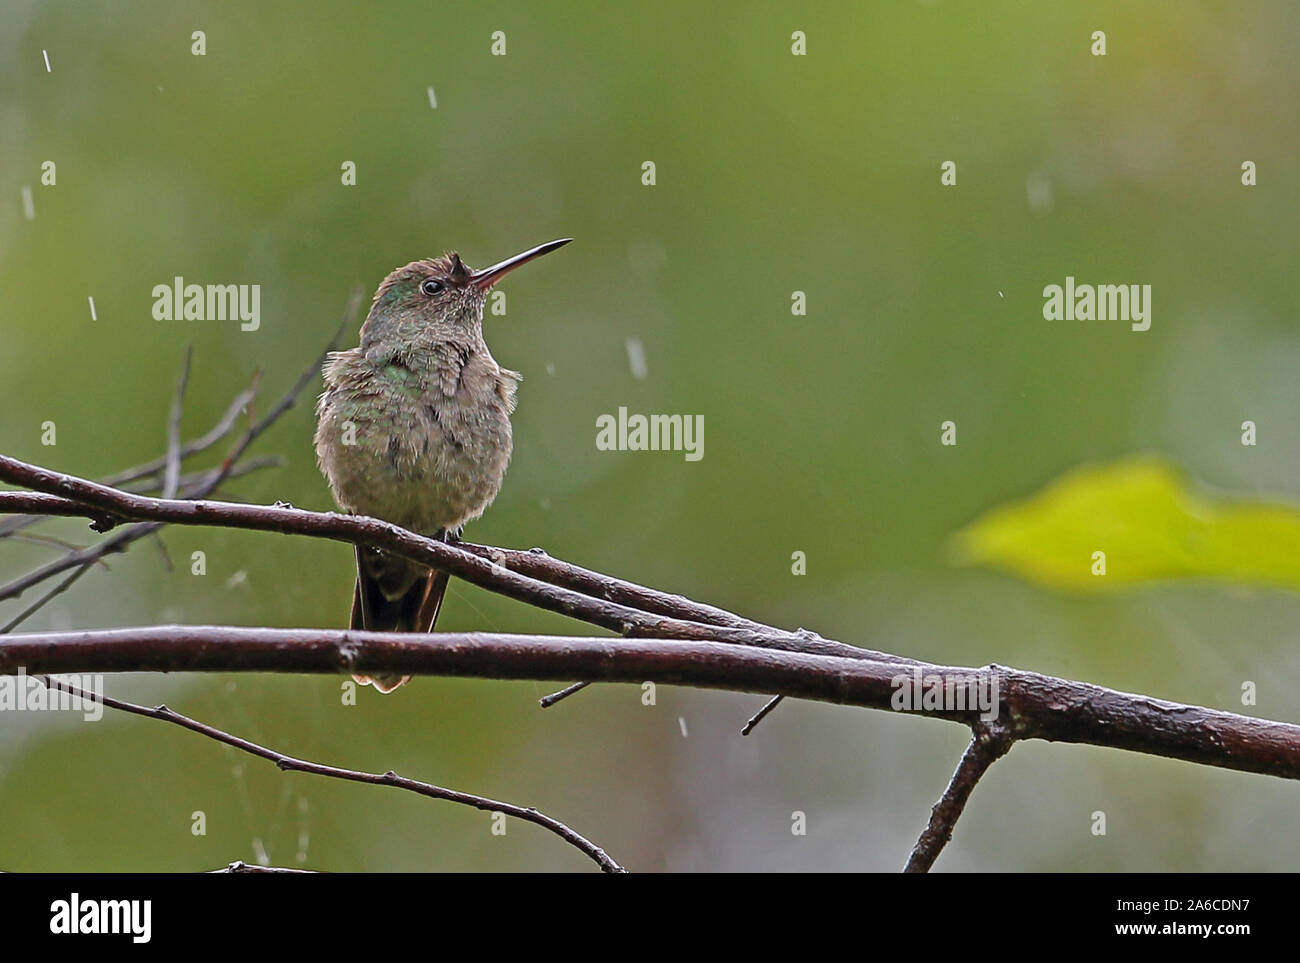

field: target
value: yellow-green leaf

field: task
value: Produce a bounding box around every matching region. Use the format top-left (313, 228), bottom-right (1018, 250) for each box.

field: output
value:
top-left (951, 457), bottom-right (1300, 592)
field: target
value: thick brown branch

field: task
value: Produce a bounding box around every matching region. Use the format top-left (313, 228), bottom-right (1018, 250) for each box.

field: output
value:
top-left (0, 456), bottom-right (908, 665)
top-left (5, 625), bottom-right (1300, 782)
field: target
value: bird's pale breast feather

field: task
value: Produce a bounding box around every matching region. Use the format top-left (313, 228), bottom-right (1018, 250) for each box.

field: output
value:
top-left (314, 346), bottom-right (515, 534)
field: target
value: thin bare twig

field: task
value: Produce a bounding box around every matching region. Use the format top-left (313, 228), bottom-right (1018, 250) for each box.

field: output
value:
top-left (0, 309), bottom-right (348, 620)
top-left (0, 282), bottom-right (354, 555)
top-left (903, 724), bottom-right (1015, 872)
top-left (539, 682), bottom-right (587, 707)
top-left (0, 457), bottom-right (284, 606)
top-left (43, 674), bottom-right (624, 873)
top-left (210, 861), bottom-right (316, 874)
top-left (459, 542), bottom-right (773, 631)
top-left (163, 346), bottom-right (193, 500)
top-left (0, 378), bottom-right (259, 541)
top-left (212, 311), bottom-right (348, 481)
top-left (0, 521), bottom-right (155, 603)
top-left (0, 559), bottom-right (94, 633)
top-left (5, 531), bottom-right (105, 558)
top-left (741, 695), bottom-right (784, 736)
top-left (96, 380), bottom-right (258, 489)
top-left (149, 531), bottom-right (174, 573)
top-left (0, 459), bottom-right (260, 605)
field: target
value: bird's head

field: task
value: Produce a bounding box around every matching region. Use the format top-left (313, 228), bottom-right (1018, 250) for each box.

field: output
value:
top-left (360, 238), bottom-right (571, 352)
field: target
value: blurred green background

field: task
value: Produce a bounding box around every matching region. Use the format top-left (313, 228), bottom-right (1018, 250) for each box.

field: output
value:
top-left (2, 0), bottom-right (1298, 871)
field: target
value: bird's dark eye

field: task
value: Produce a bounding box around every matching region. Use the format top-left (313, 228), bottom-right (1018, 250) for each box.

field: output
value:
top-left (420, 278), bottom-right (444, 296)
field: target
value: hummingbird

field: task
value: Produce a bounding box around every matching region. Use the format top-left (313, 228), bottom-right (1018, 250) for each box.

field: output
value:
top-left (314, 238), bottom-right (571, 692)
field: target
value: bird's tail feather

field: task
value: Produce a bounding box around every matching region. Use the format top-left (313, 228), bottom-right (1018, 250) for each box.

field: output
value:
top-left (350, 545), bottom-right (449, 693)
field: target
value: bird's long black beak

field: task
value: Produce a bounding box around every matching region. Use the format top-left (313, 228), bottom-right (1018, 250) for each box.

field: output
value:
top-left (471, 238), bottom-right (572, 290)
